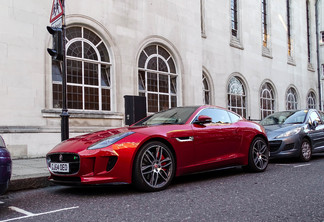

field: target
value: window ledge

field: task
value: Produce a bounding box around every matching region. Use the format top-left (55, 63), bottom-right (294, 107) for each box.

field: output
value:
top-left (262, 46), bottom-right (273, 59)
top-left (287, 56), bottom-right (296, 66)
top-left (230, 36), bottom-right (244, 50)
top-left (307, 62), bottom-right (315, 72)
top-left (42, 109), bottom-right (124, 119)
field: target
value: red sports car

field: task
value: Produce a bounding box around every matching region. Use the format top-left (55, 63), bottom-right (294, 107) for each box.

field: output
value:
top-left (46, 105), bottom-right (269, 191)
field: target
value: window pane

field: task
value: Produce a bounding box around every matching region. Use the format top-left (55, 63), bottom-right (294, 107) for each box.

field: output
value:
top-left (67, 41), bottom-right (82, 58)
top-left (84, 42), bottom-right (98, 60)
top-left (159, 74), bottom-right (169, 93)
top-left (138, 51), bottom-right (147, 68)
top-left (159, 94), bottom-right (169, 111)
top-left (67, 85), bottom-right (83, 109)
top-left (158, 58), bottom-right (168, 72)
top-left (171, 76), bottom-right (177, 94)
top-left (102, 88), bottom-right (110, 111)
top-left (147, 57), bottom-right (158, 70)
top-left (144, 45), bottom-right (157, 56)
top-left (147, 72), bottom-right (158, 92)
top-left (53, 83), bottom-right (62, 108)
top-left (101, 66), bottom-right (110, 87)
top-left (83, 28), bottom-right (101, 46)
top-left (158, 46), bottom-right (170, 60)
top-left (66, 27), bottom-right (81, 41)
top-left (138, 71), bottom-right (145, 91)
top-left (85, 87), bottom-right (99, 110)
top-left (67, 60), bottom-right (82, 84)
top-left (97, 42), bottom-right (110, 62)
top-left (171, 96), bottom-right (177, 108)
top-left (84, 62), bottom-right (98, 86)
top-left (168, 59), bottom-right (176, 74)
top-left (148, 93), bottom-right (158, 112)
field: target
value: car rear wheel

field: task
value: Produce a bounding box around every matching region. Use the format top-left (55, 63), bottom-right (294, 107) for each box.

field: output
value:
top-left (247, 137), bottom-right (269, 172)
top-left (133, 141), bottom-right (175, 192)
top-left (299, 139), bottom-right (312, 162)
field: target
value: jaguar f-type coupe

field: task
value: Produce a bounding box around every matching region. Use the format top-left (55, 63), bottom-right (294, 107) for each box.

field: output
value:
top-left (46, 105), bottom-right (269, 191)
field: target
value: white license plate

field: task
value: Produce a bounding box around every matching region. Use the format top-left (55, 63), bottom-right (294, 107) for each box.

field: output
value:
top-left (50, 162), bottom-right (69, 173)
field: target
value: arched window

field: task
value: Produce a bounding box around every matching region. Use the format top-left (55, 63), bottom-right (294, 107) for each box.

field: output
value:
top-left (228, 76), bottom-right (247, 117)
top-left (260, 82), bottom-right (275, 119)
top-left (286, 87), bottom-right (298, 110)
top-left (138, 44), bottom-right (177, 112)
top-left (52, 26), bottom-right (111, 111)
top-left (307, 91), bottom-right (316, 109)
top-left (202, 73), bottom-right (210, 105)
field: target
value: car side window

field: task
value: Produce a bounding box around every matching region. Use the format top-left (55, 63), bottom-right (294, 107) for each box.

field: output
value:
top-left (309, 111), bottom-right (322, 125)
top-left (195, 108), bottom-right (231, 124)
top-left (228, 111), bottom-right (241, 123)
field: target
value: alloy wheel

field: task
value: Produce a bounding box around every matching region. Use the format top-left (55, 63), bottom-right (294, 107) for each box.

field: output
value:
top-left (252, 138), bottom-right (269, 171)
top-left (140, 144), bottom-right (174, 189)
top-left (301, 141), bottom-right (311, 161)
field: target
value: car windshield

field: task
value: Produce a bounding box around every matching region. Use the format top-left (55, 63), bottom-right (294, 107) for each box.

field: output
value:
top-left (260, 110), bottom-right (308, 126)
top-left (133, 107), bottom-right (197, 126)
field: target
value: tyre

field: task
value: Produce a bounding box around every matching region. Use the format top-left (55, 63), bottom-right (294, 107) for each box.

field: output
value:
top-left (299, 139), bottom-right (312, 162)
top-left (247, 137), bottom-right (269, 172)
top-left (133, 141), bottom-right (176, 192)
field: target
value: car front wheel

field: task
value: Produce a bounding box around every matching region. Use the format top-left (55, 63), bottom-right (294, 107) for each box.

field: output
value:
top-left (133, 141), bottom-right (175, 192)
top-left (299, 139), bottom-right (312, 162)
top-left (247, 137), bottom-right (269, 172)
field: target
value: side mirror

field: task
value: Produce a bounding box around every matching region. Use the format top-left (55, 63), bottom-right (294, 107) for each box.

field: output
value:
top-left (312, 120), bottom-right (319, 129)
top-left (194, 115), bottom-right (212, 125)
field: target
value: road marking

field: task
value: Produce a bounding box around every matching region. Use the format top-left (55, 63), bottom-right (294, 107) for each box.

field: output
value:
top-left (0, 206), bottom-right (79, 222)
top-left (0, 201), bottom-right (4, 204)
top-left (294, 164), bottom-right (311, 168)
top-left (9, 206), bottom-right (34, 216)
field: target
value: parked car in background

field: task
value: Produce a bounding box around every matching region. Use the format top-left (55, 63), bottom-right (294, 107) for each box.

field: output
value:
top-left (0, 136), bottom-right (12, 195)
top-left (260, 109), bottom-right (324, 162)
top-left (46, 105), bottom-right (269, 192)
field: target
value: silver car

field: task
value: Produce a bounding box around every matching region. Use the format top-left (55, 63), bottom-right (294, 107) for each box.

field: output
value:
top-left (260, 109), bottom-right (324, 162)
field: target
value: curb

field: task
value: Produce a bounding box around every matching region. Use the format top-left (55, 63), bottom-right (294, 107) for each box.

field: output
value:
top-left (8, 175), bottom-right (52, 192)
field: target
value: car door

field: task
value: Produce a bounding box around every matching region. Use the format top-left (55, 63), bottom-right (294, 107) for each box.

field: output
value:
top-left (192, 108), bottom-right (241, 166)
top-left (307, 111), bottom-right (324, 150)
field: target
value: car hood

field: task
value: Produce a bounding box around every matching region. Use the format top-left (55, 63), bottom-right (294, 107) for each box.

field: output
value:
top-left (48, 124), bottom-right (188, 154)
top-left (262, 124), bottom-right (303, 139)
top-left (48, 127), bottom-right (133, 154)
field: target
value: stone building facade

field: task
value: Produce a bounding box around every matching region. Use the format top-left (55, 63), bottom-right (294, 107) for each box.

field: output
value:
top-left (0, 0), bottom-right (321, 158)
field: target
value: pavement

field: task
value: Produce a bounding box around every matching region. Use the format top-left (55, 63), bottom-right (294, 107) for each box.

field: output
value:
top-left (8, 158), bottom-right (51, 192)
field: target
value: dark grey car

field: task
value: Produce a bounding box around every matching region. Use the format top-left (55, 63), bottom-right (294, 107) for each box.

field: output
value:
top-left (260, 109), bottom-right (324, 162)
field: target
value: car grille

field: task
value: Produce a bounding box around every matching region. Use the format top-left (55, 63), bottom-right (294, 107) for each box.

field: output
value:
top-left (47, 153), bottom-right (80, 175)
top-left (51, 175), bottom-right (81, 183)
top-left (269, 141), bottom-right (282, 152)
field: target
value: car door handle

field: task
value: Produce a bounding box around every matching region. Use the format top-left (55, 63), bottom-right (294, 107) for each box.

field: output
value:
top-left (176, 136), bottom-right (194, 142)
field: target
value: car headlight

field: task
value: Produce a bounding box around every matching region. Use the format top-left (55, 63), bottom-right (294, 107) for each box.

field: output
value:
top-left (275, 127), bottom-right (302, 139)
top-left (88, 132), bottom-right (135, 150)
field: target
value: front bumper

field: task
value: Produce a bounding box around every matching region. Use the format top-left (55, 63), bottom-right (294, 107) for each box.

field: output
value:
top-left (268, 134), bottom-right (301, 159)
top-left (46, 143), bottom-right (138, 185)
